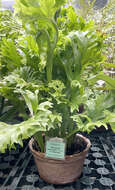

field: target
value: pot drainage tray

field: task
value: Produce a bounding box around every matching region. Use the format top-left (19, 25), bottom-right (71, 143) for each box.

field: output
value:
top-left (0, 132), bottom-right (115, 190)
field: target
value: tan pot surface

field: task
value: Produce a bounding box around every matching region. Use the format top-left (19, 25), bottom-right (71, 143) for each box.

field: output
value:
top-left (29, 134), bottom-right (91, 184)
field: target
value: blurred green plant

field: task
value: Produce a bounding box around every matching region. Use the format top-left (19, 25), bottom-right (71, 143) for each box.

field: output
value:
top-left (72, 0), bottom-right (115, 68)
top-left (0, 10), bottom-right (23, 76)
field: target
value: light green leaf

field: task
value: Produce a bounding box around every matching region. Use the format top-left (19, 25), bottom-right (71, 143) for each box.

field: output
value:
top-left (0, 101), bottom-right (62, 153)
top-left (103, 110), bottom-right (115, 133)
top-left (38, 101), bottom-right (53, 112)
top-left (85, 121), bottom-right (108, 131)
top-left (1, 39), bottom-right (22, 69)
top-left (89, 73), bottom-right (115, 89)
top-left (86, 92), bottom-right (115, 122)
top-left (14, 0), bottom-right (66, 19)
top-left (0, 114), bottom-right (46, 153)
top-left (20, 90), bottom-right (39, 116)
top-left (48, 80), bottom-right (66, 104)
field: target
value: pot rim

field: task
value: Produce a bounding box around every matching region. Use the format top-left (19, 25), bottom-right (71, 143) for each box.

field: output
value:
top-left (29, 134), bottom-right (91, 163)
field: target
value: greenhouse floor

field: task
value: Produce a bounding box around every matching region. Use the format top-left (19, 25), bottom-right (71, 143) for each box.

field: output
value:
top-left (0, 131), bottom-right (115, 190)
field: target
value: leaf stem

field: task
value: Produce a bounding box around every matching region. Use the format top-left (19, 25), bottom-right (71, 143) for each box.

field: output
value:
top-left (0, 97), bottom-right (5, 116)
top-left (46, 19), bottom-right (58, 82)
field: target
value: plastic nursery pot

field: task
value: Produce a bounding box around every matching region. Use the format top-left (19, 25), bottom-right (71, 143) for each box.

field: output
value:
top-left (29, 134), bottom-right (91, 184)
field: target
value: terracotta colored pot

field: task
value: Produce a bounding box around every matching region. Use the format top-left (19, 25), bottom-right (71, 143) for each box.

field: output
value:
top-left (29, 134), bottom-right (91, 184)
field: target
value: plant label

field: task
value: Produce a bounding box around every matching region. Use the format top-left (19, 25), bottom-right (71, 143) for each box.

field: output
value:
top-left (45, 137), bottom-right (66, 160)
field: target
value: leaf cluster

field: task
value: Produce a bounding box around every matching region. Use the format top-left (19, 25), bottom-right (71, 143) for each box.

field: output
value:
top-left (0, 1), bottom-right (115, 153)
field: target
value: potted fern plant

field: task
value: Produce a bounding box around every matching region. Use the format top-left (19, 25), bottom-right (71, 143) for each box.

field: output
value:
top-left (0, 0), bottom-right (115, 184)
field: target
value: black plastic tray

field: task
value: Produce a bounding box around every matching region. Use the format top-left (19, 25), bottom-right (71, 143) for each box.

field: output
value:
top-left (0, 131), bottom-right (115, 190)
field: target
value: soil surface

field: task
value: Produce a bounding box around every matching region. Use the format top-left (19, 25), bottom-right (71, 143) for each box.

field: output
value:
top-left (33, 135), bottom-right (87, 156)
top-left (66, 135), bottom-right (87, 155)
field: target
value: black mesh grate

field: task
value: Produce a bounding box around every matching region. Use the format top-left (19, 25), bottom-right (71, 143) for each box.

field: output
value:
top-left (0, 132), bottom-right (115, 190)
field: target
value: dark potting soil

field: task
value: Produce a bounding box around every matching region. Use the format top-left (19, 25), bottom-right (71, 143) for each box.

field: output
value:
top-left (32, 140), bottom-right (41, 152)
top-left (66, 135), bottom-right (87, 155)
top-left (33, 135), bottom-right (87, 156)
